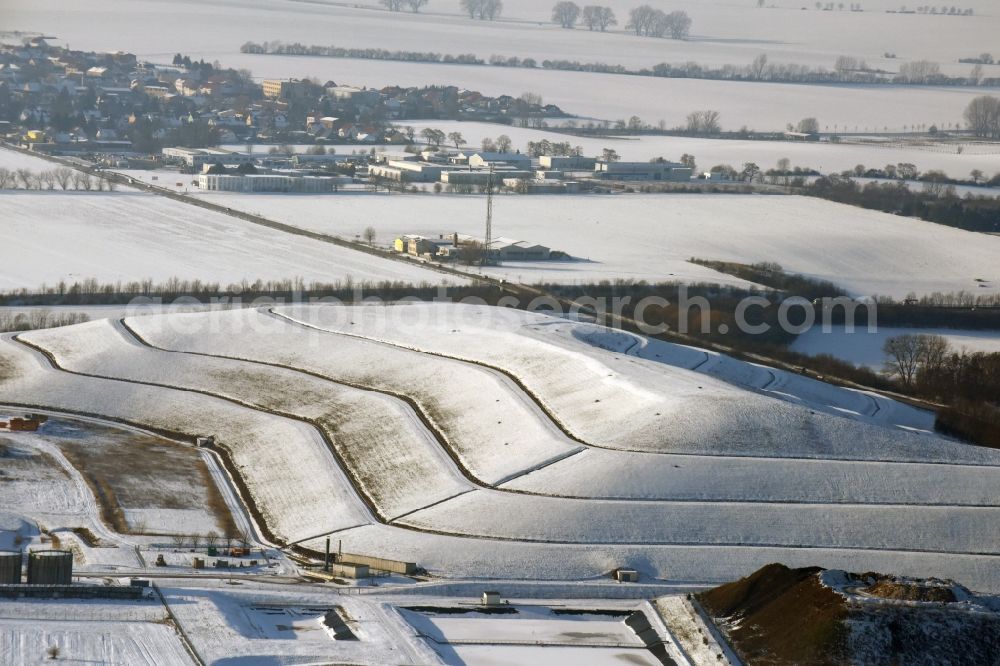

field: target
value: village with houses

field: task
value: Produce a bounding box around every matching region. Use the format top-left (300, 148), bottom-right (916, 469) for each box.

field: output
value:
top-left (0, 36), bottom-right (709, 199)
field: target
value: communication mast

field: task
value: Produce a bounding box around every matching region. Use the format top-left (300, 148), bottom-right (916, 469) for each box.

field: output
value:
top-left (484, 165), bottom-right (496, 266)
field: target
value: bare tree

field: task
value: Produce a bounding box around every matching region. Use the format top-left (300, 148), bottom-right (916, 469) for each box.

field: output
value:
top-left (380, 0), bottom-right (404, 10)
top-left (53, 167), bottom-right (74, 190)
top-left (686, 110), bottom-right (721, 134)
top-left (407, 0), bottom-right (429, 10)
top-left (16, 168), bottom-right (32, 189)
top-left (796, 117), bottom-right (820, 134)
top-left (582, 5), bottom-right (616, 30)
top-left (481, 0), bottom-right (503, 19)
top-left (552, 1), bottom-right (581, 28)
top-left (461, 0), bottom-right (502, 19)
top-left (495, 134), bottom-right (512, 152)
top-left (39, 170), bottom-right (56, 190)
top-left (883, 334), bottom-right (950, 386)
top-left (750, 53), bottom-right (769, 80)
top-left (601, 147), bottom-right (620, 162)
top-left (626, 5), bottom-right (657, 35)
top-left (363, 226), bottom-right (377, 245)
top-left (458, 240), bottom-right (484, 266)
top-left (963, 95), bottom-right (1000, 139)
top-left (664, 10), bottom-right (691, 39)
top-left (447, 131), bottom-right (466, 148)
top-left (0, 168), bottom-right (12, 189)
top-left (481, 137), bottom-right (498, 152)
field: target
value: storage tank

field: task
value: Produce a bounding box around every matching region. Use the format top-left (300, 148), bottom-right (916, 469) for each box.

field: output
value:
top-left (0, 551), bottom-right (22, 584)
top-left (27, 550), bottom-right (73, 585)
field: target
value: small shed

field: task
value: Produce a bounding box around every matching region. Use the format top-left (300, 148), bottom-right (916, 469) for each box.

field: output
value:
top-left (482, 590), bottom-right (501, 606)
top-left (615, 568), bottom-right (639, 583)
top-left (332, 562), bottom-right (370, 579)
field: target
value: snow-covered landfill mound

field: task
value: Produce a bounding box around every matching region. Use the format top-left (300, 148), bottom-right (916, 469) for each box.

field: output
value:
top-left (1, 303), bottom-right (998, 592)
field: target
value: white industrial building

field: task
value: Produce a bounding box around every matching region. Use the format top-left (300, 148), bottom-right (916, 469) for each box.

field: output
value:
top-left (197, 174), bottom-right (344, 193)
top-left (162, 147), bottom-right (253, 169)
top-left (441, 169), bottom-right (533, 186)
top-left (460, 152), bottom-right (532, 169)
top-left (594, 160), bottom-right (693, 181)
top-left (370, 160), bottom-right (449, 182)
top-left (539, 155), bottom-right (596, 170)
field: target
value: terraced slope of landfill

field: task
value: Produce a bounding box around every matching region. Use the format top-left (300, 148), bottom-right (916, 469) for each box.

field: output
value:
top-left (2, 304), bottom-right (999, 591)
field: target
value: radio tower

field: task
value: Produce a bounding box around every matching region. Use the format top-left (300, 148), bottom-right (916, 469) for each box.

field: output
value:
top-left (484, 165), bottom-right (497, 266)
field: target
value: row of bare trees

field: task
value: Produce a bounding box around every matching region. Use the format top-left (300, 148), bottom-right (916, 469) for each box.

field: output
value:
top-left (0, 167), bottom-right (115, 191)
top-left (379, 0), bottom-right (429, 11)
top-left (626, 5), bottom-right (691, 39)
top-left (0, 310), bottom-right (90, 333)
top-left (882, 334), bottom-right (1000, 448)
top-left (551, 3), bottom-right (617, 30)
top-left (460, 0), bottom-right (503, 19)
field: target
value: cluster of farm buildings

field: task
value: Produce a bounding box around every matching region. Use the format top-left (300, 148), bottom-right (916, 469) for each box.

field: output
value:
top-left (394, 233), bottom-right (555, 262)
top-left (160, 145), bottom-right (693, 194)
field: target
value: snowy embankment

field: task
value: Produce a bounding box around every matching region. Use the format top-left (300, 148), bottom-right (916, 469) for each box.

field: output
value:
top-left (0, 184), bottom-right (456, 290)
top-left (0, 333), bottom-right (370, 544)
top-left (127, 309), bottom-right (584, 485)
top-left (195, 193), bottom-right (1000, 299)
top-left (273, 304), bottom-right (993, 464)
top-left (19, 319), bottom-right (470, 521)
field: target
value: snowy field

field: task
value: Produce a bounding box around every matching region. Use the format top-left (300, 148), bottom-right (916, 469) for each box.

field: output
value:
top-left (6, 0), bottom-right (998, 74)
top-left (4, 305), bottom-right (1000, 593)
top-left (0, 188), bottom-right (457, 290)
top-left (194, 192), bottom-right (1000, 298)
top-left (0, 615), bottom-right (193, 666)
top-left (5, 0), bottom-right (999, 131)
top-left (792, 326), bottom-right (1000, 369)
top-left (0, 146), bottom-right (59, 171)
top-left (222, 52), bottom-right (993, 133)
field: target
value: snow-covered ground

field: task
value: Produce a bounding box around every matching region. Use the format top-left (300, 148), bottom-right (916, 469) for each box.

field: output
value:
top-left (0, 146), bottom-right (59, 171)
top-left (0, 606), bottom-right (193, 666)
top-left (792, 326), bottom-right (1000, 369)
top-left (7, 0), bottom-right (997, 74)
top-left (193, 192), bottom-right (1000, 298)
top-left (0, 188), bottom-right (458, 290)
top-left (234, 52), bottom-right (996, 132)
